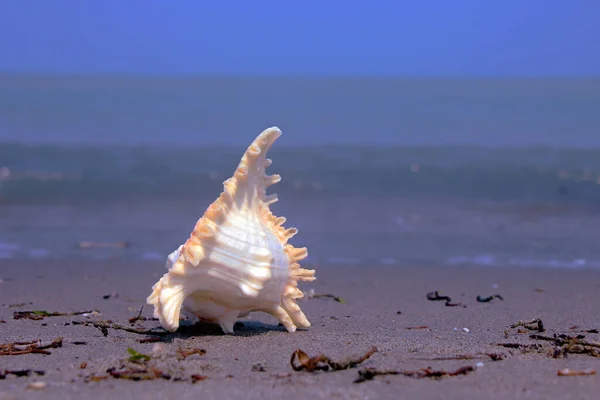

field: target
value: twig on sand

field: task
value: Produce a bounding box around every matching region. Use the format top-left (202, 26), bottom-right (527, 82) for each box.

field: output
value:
top-left (557, 368), bottom-right (596, 376)
top-left (354, 365), bottom-right (475, 383)
top-left (291, 347), bottom-right (377, 372)
top-left (92, 322), bottom-right (171, 337)
top-left (1, 337), bottom-right (63, 356)
top-left (13, 310), bottom-right (98, 321)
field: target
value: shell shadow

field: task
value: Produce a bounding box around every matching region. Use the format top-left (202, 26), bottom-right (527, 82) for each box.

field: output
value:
top-left (161, 320), bottom-right (287, 340)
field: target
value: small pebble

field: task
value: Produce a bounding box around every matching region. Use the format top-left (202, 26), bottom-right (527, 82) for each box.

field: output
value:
top-left (492, 283), bottom-right (499, 289)
top-left (152, 343), bottom-right (168, 358)
top-left (26, 381), bottom-right (47, 391)
top-left (476, 362), bottom-right (484, 368)
top-left (462, 328), bottom-right (470, 333)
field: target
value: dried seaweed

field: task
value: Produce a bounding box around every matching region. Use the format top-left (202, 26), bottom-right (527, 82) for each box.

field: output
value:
top-left (494, 343), bottom-right (543, 351)
top-left (415, 353), bottom-right (505, 361)
top-left (107, 365), bottom-right (167, 381)
top-left (138, 337), bottom-right (162, 344)
top-left (0, 337), bottom-right (63, 356)
top-left (496, 331), bottom-right (600, 358)
top-left (13, 310), bottom-right (97, 321)
top-left (0, 369), bottom-right (45, 379)
top-left (557, 368), bottom-right (596, 376)
top-left (476, 294), bottom-right (504, 303)
top-left (354, 365), bottom-right (475, 383)
top-left (290, 347), bottom-right (377, 372)
top-left (426, 291), bottom-right (464, 307)
top-left (0, 319), bottom-right (5, 323)
top-left (85, 347), bottom-right (210, 383)
top-left (504, 318), bottom-right (545, 337)
top-left (530, 333), bottom-right (600, 357)
top-left (177, 348), bottom-right (207, 360)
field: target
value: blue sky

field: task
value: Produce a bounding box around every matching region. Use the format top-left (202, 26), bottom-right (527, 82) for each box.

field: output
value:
top-left (0, 1), bottom-right (598, 76)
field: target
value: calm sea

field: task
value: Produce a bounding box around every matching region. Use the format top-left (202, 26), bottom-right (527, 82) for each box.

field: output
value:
top-left (1, 75), bottom-right (599, 269)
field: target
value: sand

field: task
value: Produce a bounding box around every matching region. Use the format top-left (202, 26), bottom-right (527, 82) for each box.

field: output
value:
top-left (1, 260), bottom-right (599, 399)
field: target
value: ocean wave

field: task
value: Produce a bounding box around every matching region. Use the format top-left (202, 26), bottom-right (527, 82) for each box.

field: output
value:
top-left (2, 143), bottom-right (600, 204)
top-left (445, 254), bottom-right (600, 269)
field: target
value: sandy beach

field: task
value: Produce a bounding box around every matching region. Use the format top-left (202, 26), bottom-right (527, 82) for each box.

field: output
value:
top-left (1, 260), bottom-right (599, 399)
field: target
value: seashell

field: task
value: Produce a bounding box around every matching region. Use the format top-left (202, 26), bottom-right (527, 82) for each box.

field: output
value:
top-left (147, 127), bottom-right (316, 334)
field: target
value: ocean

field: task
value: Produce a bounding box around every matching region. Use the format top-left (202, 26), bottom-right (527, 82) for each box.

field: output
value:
top-left (1, 75), bottom-right (599, 269)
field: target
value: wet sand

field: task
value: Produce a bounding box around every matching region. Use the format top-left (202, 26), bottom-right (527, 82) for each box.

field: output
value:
top-left (1, 260), bottom-right (599, 399)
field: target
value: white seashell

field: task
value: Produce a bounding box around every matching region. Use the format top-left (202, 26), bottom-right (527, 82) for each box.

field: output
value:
top-left (147, 127), bottom-right (316, 334)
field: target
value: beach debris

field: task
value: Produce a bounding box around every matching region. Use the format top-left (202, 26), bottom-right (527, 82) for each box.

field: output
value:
top-left (557, 368), bottom-right (596, 376)
top-left (191, 374), bottom-right (209, 383)
top-left (176, 347), bottom-right (206, 360)
top-left (106, 365), bottom-right (168, 381)
top-left (72, 341), bottom-right (87, 345)
top-left (85, 347), bottom-right (210, 383)
top-left (530, 333), bottom-right (600, 357)
top-left (306, 290), bottom-right (346, 304)
top-left (13, 309), bottom-right (98, 321)
top-left (476, 294), bottom-right (504, 303)
top-left (92, 321), bottom-right (170, 337)
top-left (494, 343), bottom-right (544, 352)
top-left (4, 302), bottom-right (33, 308)
top-left (252, 363), bottom-right (267, 372)
top-left (426, 291), bottom-right (464, 307)
top-left (533, 288), bottom-right (545, 293)
top-left (80, 362), bottom-right (88, 369)
top-left (147, 127), bottom-right (315, 335)
top-left (496, 331), bottom-right (600, 358)
top-left (26, 381), bottom-right (47, 391)
top-left (77, 241), bottom-right (130, 249)
top-left (414, 353), bottom-right (506, 361)
top-left (504, 318), bottom-right (545, 337)
top-left (138, 337), bottom-right (162, 344)
top-left (127, 348), bottom-right (152, 364)
top-left (0, 319), bottom-right (5, 323)
top-left (462, 328), bottom-right (470, 333)
top-left (0, 337), bottom-right (63, 356)
top-left (102, 292), bottom-right (119, 300)
top-left (405, 326), bottom-right (430, 330)
top-left (354, 365), bottom-right (475, 383)
top-left (128, 307), bottom-right (145, 324)
top-left (0, 369), bottom-right (45, 379)
top-left (290, 346), bottom-right (377, 372)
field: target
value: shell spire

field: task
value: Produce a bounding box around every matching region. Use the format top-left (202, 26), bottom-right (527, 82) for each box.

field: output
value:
top-left (146, 126), bottom-right (316, 334)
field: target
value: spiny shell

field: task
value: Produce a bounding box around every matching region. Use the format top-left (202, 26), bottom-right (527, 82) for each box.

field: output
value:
top-left (146, 127), bottom-right (316, 334)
